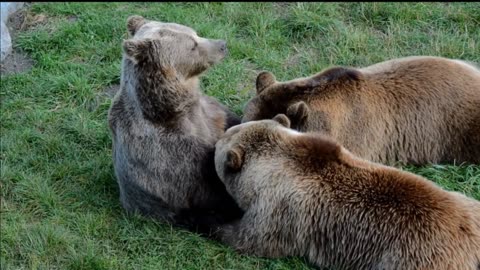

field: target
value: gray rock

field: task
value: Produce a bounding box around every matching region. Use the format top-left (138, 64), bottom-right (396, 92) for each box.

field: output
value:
top-left (1, 21), bottom-right (11, 62)
top-left (0, 2), bottom-right (24, 62)
top-left (1, 2), bottom-right (24, 23)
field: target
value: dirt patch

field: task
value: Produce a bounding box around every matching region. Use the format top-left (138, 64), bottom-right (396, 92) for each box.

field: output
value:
top-left (0, 50), bottom-right (34, 76)
top-left (6, 4), bottom-right (29, 38)
top-left (1, 5), bottom-right (84, 77)
top-left (3, 4), bottom-right (50, 38)
top-left (25, 13), bottom-right (48, 29)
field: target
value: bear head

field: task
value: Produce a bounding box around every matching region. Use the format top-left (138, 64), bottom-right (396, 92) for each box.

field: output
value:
top-left (215, 114), bottom-right (341, 210)
top-left (122, 15), bottom-right (228, 79)
top-left (242, 67), bottom-right (364, 124)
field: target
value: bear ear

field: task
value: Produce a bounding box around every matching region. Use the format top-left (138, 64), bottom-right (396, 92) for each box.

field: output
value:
top-left (127, 15), bottom-right (147, 36)
top-left (226, 146), bottom-right (245, 172)
top-left (286, 101), bottom-right (309, 122)
top-left (272, 114), bottom-right (291, 128)
top-left (123, 39), bottom-right (152, 63)
top-left (256, 71), bottom-right (276, 95)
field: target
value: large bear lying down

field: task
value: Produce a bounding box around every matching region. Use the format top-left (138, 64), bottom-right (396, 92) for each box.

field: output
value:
top-left (213, 116), bottom-right (480, 270)
top-left (242, 56), bottom-right (480, 165)
top-left (108, 15), bottom-right (242, 228)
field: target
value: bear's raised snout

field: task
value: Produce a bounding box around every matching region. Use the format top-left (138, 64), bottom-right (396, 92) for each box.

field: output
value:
top-left (205, 39), bottom-right (228, 65)
top-left (215, 40), bottom-right (227, 53)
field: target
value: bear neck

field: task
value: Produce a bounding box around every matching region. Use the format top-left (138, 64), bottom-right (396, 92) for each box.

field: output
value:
top-left (123, 59), bottom-right (200, 125)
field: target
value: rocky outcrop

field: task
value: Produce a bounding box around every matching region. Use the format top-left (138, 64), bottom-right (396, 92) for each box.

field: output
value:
top-left (1, 2), bottom-right (24, 62)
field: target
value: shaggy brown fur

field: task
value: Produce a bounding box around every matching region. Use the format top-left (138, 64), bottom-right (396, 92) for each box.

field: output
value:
top-left (242, 56), bottom-right (480, 165)
top-left (108, 15), bottom-right (242, 228)
top-left (213, 115), bottom-right (480, 270)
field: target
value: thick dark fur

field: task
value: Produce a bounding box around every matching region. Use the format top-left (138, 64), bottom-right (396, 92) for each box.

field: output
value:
top-left (108, 15), bottom-right (242, 229)
top-left (213, 116), bottom-right (480, 269)
top-left (243, 56), bottom-right (480, 165)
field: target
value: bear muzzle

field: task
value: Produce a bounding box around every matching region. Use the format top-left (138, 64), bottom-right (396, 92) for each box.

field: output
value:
top-left (218, 40), bottom-right (227, 54)
top-left (214, 39), bottom-right (228, 58)
top-left (205, 39), bottom-right (228, 65)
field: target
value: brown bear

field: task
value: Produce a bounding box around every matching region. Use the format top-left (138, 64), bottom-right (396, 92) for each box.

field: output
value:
top-left (107, 15), bottom-right (242, 228)
top-left (242, 56), bottom-right (480, 165)
top-left (213, 115), bottom-right (480, 270)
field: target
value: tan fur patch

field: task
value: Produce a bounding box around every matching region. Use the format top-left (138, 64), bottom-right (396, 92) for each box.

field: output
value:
top-left (242, 56), bottom-right (480, 165)
top-left (214, 119), bottom-right (480, 269)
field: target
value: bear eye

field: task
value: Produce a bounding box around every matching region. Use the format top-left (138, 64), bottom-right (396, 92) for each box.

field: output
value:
top-left (191, 42), bottom-right (198, 51)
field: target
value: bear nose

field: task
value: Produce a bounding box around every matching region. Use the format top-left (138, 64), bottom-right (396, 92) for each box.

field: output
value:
top-left (219, 40), bottom-right (227, 52)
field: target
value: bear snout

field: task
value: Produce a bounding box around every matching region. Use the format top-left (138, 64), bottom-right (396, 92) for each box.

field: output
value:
top-left (218, 40), bottom-right (227, 54)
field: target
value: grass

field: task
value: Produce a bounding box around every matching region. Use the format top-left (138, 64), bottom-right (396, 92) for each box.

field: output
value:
top-left (1, 2), bottom-right (479, 269)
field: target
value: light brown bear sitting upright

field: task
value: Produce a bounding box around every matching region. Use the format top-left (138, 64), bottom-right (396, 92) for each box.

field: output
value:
top-left (213, 115), bottom-right (480, 270)
top-left (242, 56), bottom-right (480, 165)
top-left (108, 15), bottom-right (242, 227)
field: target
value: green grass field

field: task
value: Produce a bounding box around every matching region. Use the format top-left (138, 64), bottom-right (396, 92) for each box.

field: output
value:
top-left (1, 2), bottom-right (479, 269)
